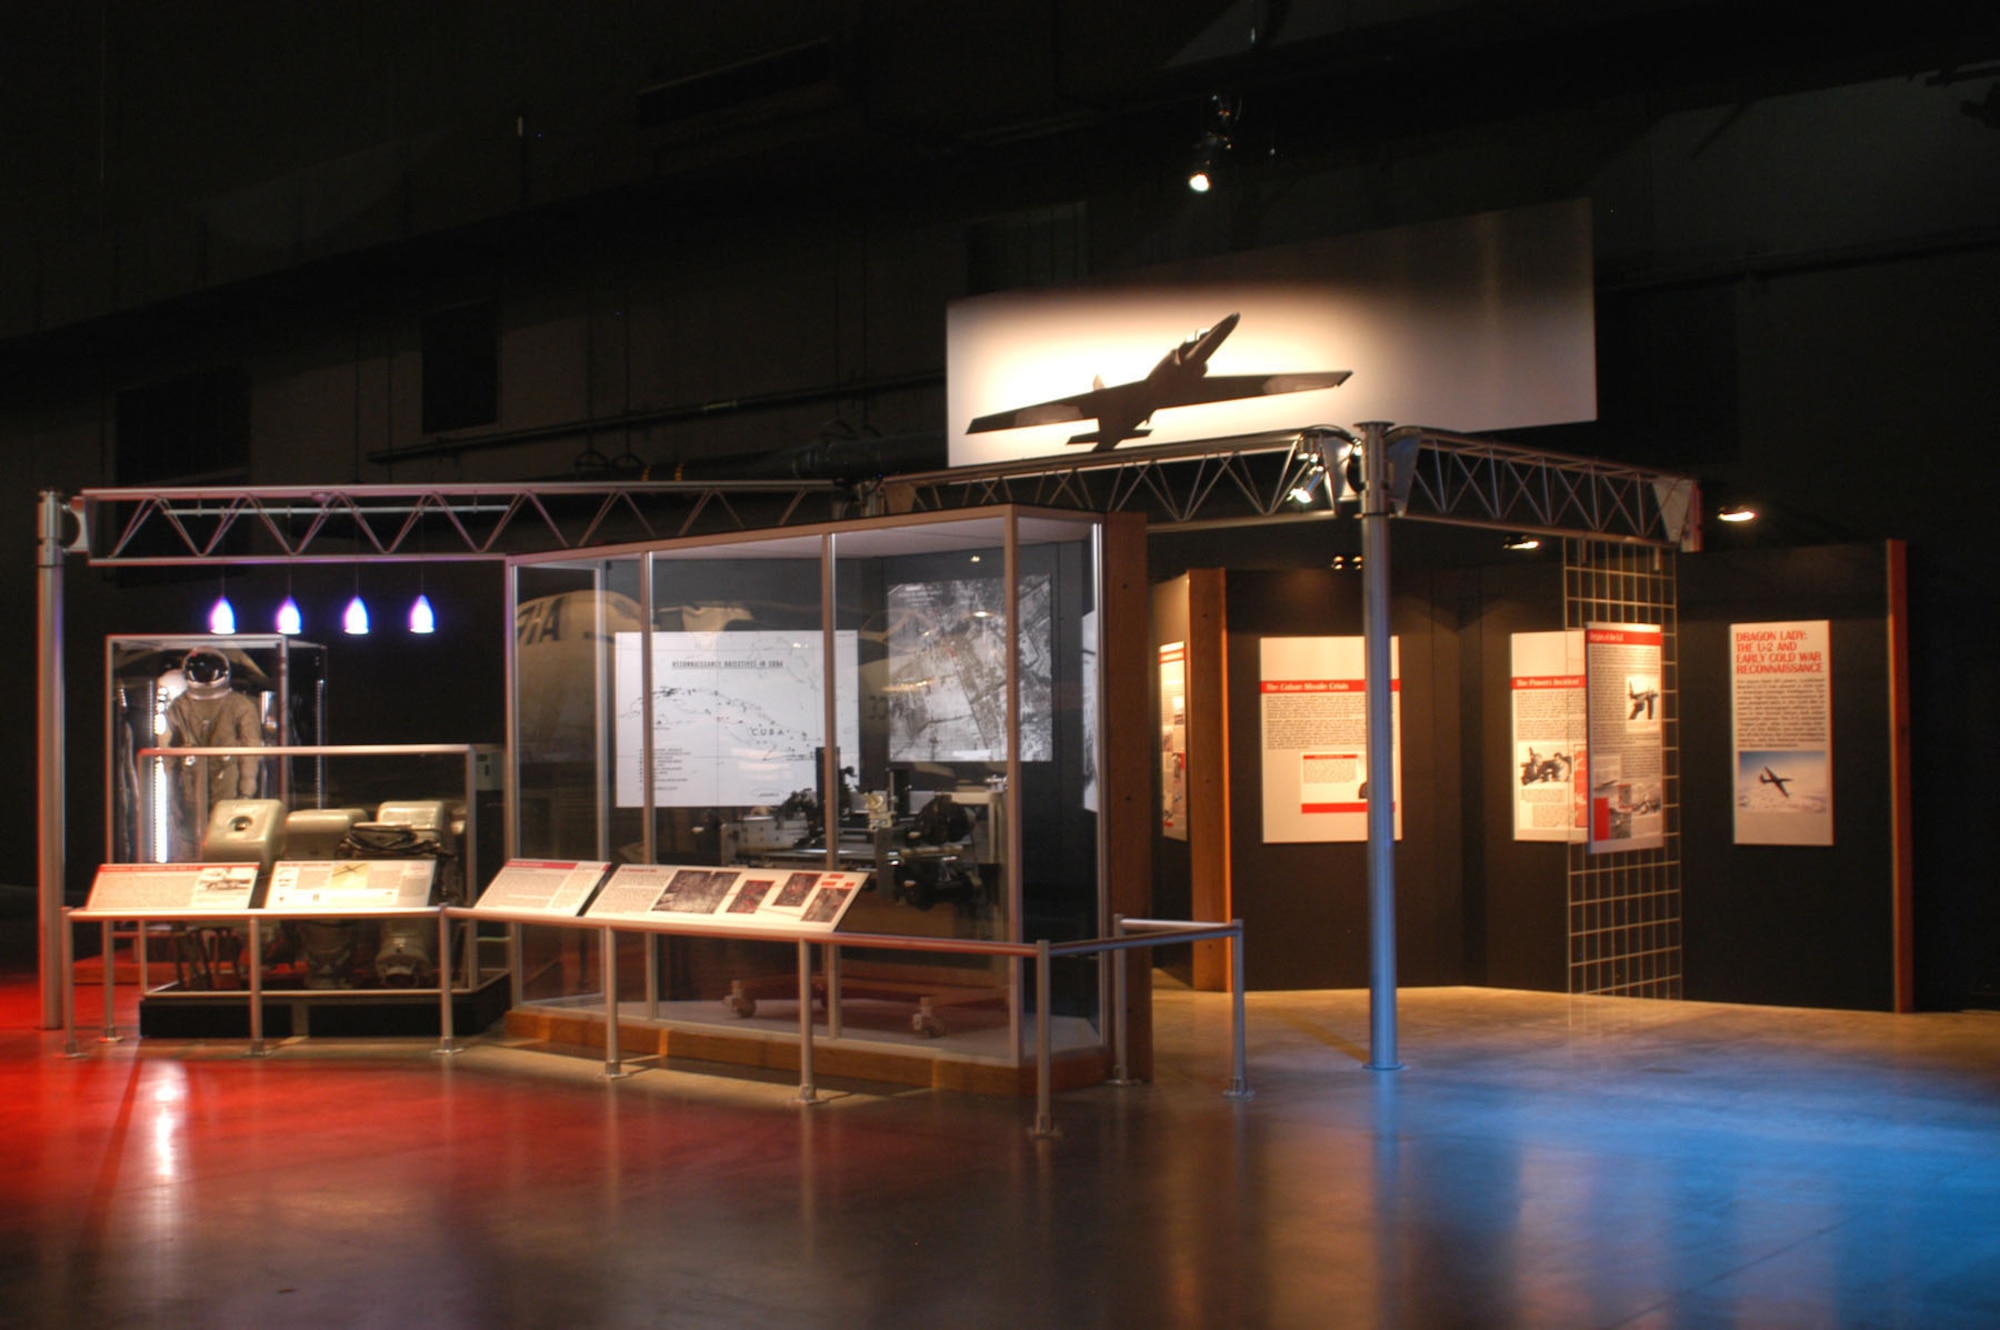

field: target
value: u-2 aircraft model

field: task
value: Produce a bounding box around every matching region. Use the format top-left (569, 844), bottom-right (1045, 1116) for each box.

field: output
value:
top-left (966, 312), bottom-right (1352, 452)
top-left (1758, 765), bottom-right (1793, 798)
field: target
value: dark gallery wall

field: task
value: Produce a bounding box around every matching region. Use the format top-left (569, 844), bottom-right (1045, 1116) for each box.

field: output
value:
top-left (1219, 568), bottom-right (1465, 992)
top-left (1678, 544), bottom-right (1900, 1010)
top-left (1463, 561), bottom-right (1572, 994)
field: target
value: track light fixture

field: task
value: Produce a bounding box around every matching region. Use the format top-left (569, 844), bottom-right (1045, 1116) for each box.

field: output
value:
top-left (1188, 94), bottom-right (1240, 193)
top-left (1717, 504), bottom-right (1757, 523)
top-left (1502, 533), bottom-right (1542, 551)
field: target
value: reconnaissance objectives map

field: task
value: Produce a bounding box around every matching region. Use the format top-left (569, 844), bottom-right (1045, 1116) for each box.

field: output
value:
top-left (885, 576), bottom-right (1052, 762)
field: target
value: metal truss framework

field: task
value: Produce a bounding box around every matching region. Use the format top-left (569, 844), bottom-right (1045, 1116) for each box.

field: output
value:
top-left (888, 427), bottom-right (1700, 549)
top-left (67, 479), bottom-right (856, 566)
top-left (68, 427), bottom-right (1698, 567)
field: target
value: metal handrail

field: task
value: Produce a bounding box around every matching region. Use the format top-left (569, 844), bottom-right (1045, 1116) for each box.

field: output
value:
top-left (61, 894), bottom-right (1249, 1137)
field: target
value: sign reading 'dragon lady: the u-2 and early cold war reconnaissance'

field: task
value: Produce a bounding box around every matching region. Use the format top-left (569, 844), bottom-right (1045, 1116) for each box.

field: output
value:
top-left (1732, 620), bottom-right (1833, 847)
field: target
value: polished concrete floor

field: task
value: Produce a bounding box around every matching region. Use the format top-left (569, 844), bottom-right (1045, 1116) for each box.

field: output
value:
top-left (5, 948), bottom-right (1998, 1329)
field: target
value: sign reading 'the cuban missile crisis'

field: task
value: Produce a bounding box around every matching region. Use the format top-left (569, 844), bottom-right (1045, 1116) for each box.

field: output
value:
top-left (947, 200), bottom-right (1597, 468)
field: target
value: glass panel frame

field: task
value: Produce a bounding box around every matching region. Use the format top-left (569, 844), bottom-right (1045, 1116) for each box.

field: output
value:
top-left (505, 507), bottom-right (1109, 1067)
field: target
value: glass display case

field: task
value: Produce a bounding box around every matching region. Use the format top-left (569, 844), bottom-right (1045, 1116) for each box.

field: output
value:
top-left (101, 635), bottom-right (508, 1035)
top-left (107, 634), bottom-right (326, 865)
top-left (508, 507), bottom-right (1112, 1085)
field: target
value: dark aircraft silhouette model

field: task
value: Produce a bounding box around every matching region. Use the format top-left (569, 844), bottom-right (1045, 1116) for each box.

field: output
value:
top-left (1759, 765), bottom-right (1793, 798)
top-left (1628, 681), bottom-right (1660, 720)
top-left (967, 312), bottom-right (1351, 452)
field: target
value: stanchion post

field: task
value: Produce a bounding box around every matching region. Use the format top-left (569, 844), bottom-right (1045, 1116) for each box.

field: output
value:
top-left (601, 925), bottom-right (629, 1079)
top-left (61, 908), bottom-right (79, 1057)
top-left (435, 911), bottom-right (459, 1056)
top-left (246, 916), bottom-right (267, 1057)
top-left (1031, 938), bottom-right (1059, 1138)
top-left (796, 939), bottom-right (819, 1105)
top-left (1109, 914), bottom-right (1137, 1086)
top-left (99, 920), bottom-right (119, 1042)
top-left (1225, 920), bottom-right (1252, 1099)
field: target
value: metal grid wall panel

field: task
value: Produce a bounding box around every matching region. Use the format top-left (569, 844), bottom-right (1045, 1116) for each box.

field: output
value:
top-left (1565, 538), bottom-right (1685, 999)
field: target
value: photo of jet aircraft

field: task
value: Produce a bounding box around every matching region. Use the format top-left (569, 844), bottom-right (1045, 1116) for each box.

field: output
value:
top-left (1759, 765), bottom-right (1793, 798)
top-left (966, 312), bottom-right (1352, 452)
top-left (1628, 681), bottom-right (1660, 721)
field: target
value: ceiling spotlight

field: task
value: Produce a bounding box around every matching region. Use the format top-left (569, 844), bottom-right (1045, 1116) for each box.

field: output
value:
top-left (1187, 94), bottom-right (1239, 193)
top-left (1502, 533), bottom-right (1542, 552)
top-left (1717, 504), bottom-right (1757, 523)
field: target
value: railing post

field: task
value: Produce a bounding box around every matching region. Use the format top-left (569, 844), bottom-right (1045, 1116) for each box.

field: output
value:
top-left (435, 910), bottom-right (460, 1056)
top-left (601, 926), bottom-right (629, 1079)
top-left (99, 920), bottom-right (119, 1042)
top-left (61, 908), bottom-right (79, 1057)
top-left (796, 939), bottom-right (819, 1105)
top-left (1225, 920), bottom-right (1252, 1099)
top-left (1109, 914), bottom-right (1137, 1086)
top-left (1031, 938), bottom-right (1058, 1138)
top-left (246, 916), bottom-right (267, 1057)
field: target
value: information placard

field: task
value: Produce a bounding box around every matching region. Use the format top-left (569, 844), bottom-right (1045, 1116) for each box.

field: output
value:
top-left (266, 860), bottom-right (438, 910)
top-left (1510, 630), bottom-right (1588, 843)
top-left (584, 864), bottom-right (869, 933)
top-left (1259, 636), bottom-right (1401, 843)
top-left (1731, 620), bottom-right (1833, 846)
top-left (473, 861), bottom-right (611, 917)
top-left (85, 862), bottom-right (261, 914)
top-left (1585, 623), bottom-right (1665, 853)
top-left (613, 630), bottom-right (861, 809)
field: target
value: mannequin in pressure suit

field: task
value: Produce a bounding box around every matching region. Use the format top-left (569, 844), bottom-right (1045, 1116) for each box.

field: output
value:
top-left (165, 648), bottom-right (263, 854)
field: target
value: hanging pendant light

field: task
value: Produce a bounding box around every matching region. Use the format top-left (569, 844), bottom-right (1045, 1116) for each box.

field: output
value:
top-left (276, 596), bottom-right (303, 635)
top-left (208, 595), bottom-right (237, 634)
top-left (409, 593), bottom-right (435, 635)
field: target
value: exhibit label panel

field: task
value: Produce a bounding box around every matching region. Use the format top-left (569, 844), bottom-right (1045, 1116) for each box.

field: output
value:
top-left (267, 860), bottom-right (439, 909)
top-left (85, 862), bottom-right (261, 913)
top-left (1160, 641), bottom-right (1188, 840)
top-left (1510, 630), bottom-right (1588, 843)
top-left (1585, 624), bottom-right (1665, 853)
top-left (1259, 636), bottom-right (1402, 844)
top-left (614, 631), bottom-right (860, 809)
top-left (1731, 620), bottom-right (1834, 846)
top-left (585, 864), bottom-right (868, 933)
top-left (473, 861), bottom-right (611, 917)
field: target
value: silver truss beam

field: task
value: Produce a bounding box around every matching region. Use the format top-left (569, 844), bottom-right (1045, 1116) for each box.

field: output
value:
top-left (69, 479), bottom-right (855, 566)
top-left (885, 427), bottom-right (1698, 549)
top-left (70, 427), bottom-right (1698, 569)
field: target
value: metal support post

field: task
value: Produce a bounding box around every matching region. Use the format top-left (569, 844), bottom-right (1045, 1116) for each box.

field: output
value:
top-left (1109, 914), bottom-right (1137, 1086)
top-left (1359, 423), bottom-right (1404, 1071)
top-left (61, 909), bottom-right (79, 1057)
top-left (36, 492), bottom-right (67, 1030)
top-left (435, 912), bottom-right (460, 1056)
top-left (246, 916), bottom-right (267, 1056)
top-left (824, 943), bottom-right (841, 1041)
top-left (1225, 921), bottom-right (1252, 1098)
top-left (1031, 938), bottom-right (1059, 1138)
top-left (99, 920), bottom-right (118, 1042)
top-left (601, 926), bottom-right (629, 1079)
top-left (796, 940), bottom-right (819, 1105)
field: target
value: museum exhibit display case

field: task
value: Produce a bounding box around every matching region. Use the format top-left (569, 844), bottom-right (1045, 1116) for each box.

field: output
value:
top-left (504, 506), bottom-right (1125, 1091)
top-left (83, 634), bottom-right (508, 1039)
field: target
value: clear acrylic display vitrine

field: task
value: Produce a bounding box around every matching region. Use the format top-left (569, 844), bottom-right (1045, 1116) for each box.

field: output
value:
top-left (508, 506), bottom-right (1111, 1085)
